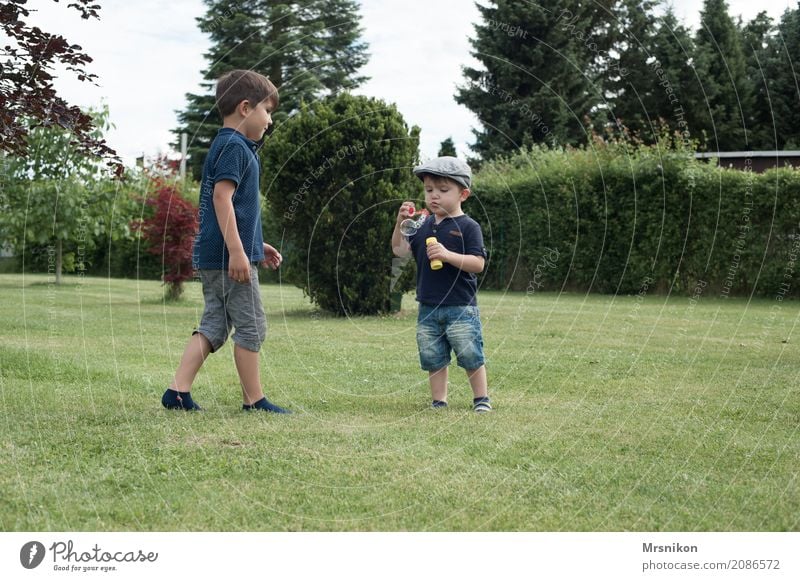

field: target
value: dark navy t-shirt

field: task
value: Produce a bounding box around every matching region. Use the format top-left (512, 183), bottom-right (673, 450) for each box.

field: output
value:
top-left (193, 128), bottom-right (265, 269)
top-left (408, 214), bottom-right (486, 306)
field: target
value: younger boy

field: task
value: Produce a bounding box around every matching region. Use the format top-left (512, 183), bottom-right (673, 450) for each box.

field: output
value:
top-left (162, 69), bottom-right (290, 413)
top-left (391, 157), bottom-right (492, 412)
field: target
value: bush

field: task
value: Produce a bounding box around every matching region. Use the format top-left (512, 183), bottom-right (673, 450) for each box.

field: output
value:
top-left (132, 178), bottom-right (198, 300)
top-left (473, 138), bottom-right (800, 298)
top-left (263, 93), bottom-right (420, 315)
top-left (85, 234), bottom-right (164, 280)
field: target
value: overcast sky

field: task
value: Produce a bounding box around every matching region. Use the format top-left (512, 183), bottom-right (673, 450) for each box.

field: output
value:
top-left (23, 0), bottom-right (796, 165)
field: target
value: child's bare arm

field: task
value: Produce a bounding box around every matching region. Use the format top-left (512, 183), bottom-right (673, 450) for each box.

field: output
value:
top-left (212, 179), bottom-right (250, 282)
top-left (391, 201), bottom-right (415, 257)
top-left (426, 243), bottom-right (485, 273)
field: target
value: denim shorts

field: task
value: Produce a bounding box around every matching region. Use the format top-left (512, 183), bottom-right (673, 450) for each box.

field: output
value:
top-left (416, 304), bottom-right (485, 371)
top-left (194, 265), bottom-right (266, 353)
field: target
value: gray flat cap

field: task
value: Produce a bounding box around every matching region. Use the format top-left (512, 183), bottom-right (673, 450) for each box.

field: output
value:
top-left (413, 156), bottom-right (472, 189)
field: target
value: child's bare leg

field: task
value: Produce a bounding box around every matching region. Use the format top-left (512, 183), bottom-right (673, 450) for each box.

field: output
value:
top-left (467, 366), bottom-right (492, 412)
top-left (234, 344), bottom-right (291, 413)
top-left (171, 332), bottom-right (213, 392)
top-left (467, 365), bottom-right (488, 399)
top-left (233, 343), bottom-right (265, 405)
top-left (429, 367), bottom-right (449, 402)
top-left (163, 333), bottom-right (210, 410)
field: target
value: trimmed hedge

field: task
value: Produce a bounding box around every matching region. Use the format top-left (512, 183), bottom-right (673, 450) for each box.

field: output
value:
top-left (472, 142), bottom-right (800, 297)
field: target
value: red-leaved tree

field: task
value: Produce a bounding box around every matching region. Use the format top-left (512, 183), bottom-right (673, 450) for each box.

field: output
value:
top-left (134, 178), bottom-right (198, 300)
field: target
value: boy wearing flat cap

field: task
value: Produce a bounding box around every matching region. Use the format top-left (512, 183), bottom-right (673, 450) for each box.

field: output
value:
top-left (391, 156), bottom-right (492, 412)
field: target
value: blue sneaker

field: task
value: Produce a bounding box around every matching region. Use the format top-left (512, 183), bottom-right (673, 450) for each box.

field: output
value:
top-left (162, 388), bottom-right (203, 411)
top-left (431, 400), bottom-right (448, 409)
top-left (244, 397), bottom-right (292, 414)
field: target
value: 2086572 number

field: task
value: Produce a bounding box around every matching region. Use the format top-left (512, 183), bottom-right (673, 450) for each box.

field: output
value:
top-left (729, 559), bottom-right (780, 570)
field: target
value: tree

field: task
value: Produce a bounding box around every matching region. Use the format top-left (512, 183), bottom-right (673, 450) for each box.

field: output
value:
top-left (438, 137), bottom-right (457, 157)
top-left (263, 93), bottom-right (420, 315)
top-left (133, 179), bottom-right (199, 301)
top-left (602, 0), bottom-right (661, 139)
top-left (740, 11), bottom-right (778, 149)
top-left (692, 0), bottom-right (754, 150)
top-left (762, 7), bottom-right (800, 149)
top-left (644, 8), bottom-right (700, 139)
top-left (175, 0), bottom-right (369, 179)
top-left (0, 0), bottom-right (122, 175)
top-left (456, 1), bottom-right (604, 160)
top-left (174, 0), bottom-right (270, 181)
top-left (0, 107), bottom-right (132, 283)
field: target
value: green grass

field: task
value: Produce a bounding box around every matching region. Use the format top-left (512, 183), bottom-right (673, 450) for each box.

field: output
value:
top-left (0, 274), bottom-right (798, 531)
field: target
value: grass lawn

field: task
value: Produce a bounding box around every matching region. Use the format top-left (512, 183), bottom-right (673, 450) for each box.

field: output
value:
top-left (0, 273), bottom-right (798, 531)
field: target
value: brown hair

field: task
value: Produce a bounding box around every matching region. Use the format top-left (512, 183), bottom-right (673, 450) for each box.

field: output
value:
top-left (215, 70), bottom-right (279, 117)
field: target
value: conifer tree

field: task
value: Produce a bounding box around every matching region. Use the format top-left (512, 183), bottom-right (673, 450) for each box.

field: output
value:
top-left (175, 0), bottom-right (369, 179)
top-left (764, 7), bottom-right (800, 148)
top-left (645, 8), bottom-right (700, 139)
top-left (692, 0), bottom-right (753, 150)
top-left (456, 1), bottom-right (600, 159)
top-left (603, 0), bottom-right (660, 138)
top-left (740, 12), bottom-right (777, 149)
top-left (438, 137), bottom-right (457, 157)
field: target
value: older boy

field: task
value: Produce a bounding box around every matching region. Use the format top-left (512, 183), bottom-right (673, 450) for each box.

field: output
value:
top-left (162, 69), bottom-right (290, 413)
top-left (391, 157), bottom-right (492, 412)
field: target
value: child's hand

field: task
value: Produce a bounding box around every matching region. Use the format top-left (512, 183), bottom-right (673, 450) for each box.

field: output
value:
top-left (426, 241), bottom-right (451, 264)
top-left (261, 243), bottom-right (283, 270)
top-left (229, 251), bottom-right (251, 283)
top-left (397, 201), bottom-right (415, 223)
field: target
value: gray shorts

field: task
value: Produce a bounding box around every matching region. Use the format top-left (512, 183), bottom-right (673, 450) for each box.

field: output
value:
top-left (194, 266), bottom-right (266, 352)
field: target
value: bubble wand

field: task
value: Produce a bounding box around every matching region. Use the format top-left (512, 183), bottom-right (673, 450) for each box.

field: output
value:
top-left (399, 207), bottom-right (430, 237)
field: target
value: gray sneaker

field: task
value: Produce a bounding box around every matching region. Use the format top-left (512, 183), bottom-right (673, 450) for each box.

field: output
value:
top-left (473, 397), bottom-right (492, 413)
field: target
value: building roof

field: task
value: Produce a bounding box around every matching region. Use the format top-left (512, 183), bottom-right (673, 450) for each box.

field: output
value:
top-left (694, 151), bottom-right (800, 159)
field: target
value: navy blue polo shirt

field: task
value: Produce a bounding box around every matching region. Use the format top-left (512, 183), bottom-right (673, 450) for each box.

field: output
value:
top-left (193, 128), bottom-right (264, 269)
top-left (408, 214), bottom-right (486, 306)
